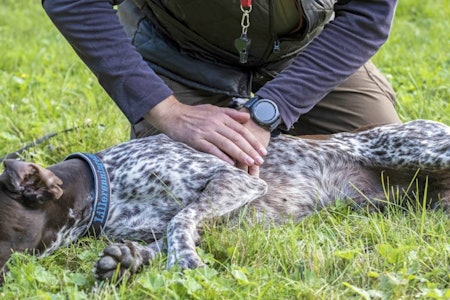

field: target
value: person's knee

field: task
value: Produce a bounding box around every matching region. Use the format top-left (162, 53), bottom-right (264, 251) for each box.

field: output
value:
top-left (130, 120), bottom-right (160, 139)
top-left (363, 60), bottom-right (396, 106)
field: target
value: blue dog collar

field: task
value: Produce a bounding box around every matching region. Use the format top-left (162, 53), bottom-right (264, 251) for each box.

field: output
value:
top-left (64, 152), bottom-right (111, 238)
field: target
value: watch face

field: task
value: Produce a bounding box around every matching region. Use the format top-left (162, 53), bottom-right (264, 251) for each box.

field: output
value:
top-left (253, 100), bottom-right (279, 123)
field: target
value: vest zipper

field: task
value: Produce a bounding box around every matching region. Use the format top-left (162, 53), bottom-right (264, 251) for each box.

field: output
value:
top-left (258, 0), bottom-right (279, 64)
top-left (273, 40), bottom-right (281, 52)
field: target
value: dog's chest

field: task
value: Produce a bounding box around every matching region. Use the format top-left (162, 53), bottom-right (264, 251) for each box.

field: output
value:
top-left (95, 135), bottom-right (235, 241)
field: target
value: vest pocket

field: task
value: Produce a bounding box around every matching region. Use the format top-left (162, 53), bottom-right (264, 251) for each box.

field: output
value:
top-left (133, 19), bottom-right (252, 98)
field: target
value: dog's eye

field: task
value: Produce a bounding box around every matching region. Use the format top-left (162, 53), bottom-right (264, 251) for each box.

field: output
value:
top-left (0, 183), bottom-right (23, 201)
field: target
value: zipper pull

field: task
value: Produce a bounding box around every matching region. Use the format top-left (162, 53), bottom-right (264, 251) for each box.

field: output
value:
top-left (273, 40), bottom-right (280, 53)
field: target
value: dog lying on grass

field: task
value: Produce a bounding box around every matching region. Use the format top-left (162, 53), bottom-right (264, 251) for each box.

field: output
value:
top-left (0, 120), bottom-right (448, 281)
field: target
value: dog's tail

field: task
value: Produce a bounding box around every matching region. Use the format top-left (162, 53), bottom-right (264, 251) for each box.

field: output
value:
top-left (335, 120), bottom-right (450, 172)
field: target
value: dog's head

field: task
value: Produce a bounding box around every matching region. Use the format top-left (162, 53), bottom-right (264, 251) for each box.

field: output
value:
top-left (0, 159), bottom-right (64, 275)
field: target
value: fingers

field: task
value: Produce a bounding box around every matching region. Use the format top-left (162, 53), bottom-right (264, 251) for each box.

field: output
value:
top-left (248, 165), bottom-right (260, 177)
top-left (224, 122), bottom-right (267, 159)
top-left (186, 107), bottom-right (269, 177)
top-left (214, 125), bottom-right (265, 166)
top-left (193, 130), bottom-right (262, 168)
top-left (222, 108), bottom-right (268, 157)
top-left (221, 108), bottom-right (269, 165)
top-left (222, 107), bottom-right (252, 123)
top-left (196, 140), bottom-right (235, 166)
top-left (180, 106), bottom-right (266, 168)
top-left (236, 161), bottom-right (260, 177)
top-left (146, 100), bottom-right (269, 176)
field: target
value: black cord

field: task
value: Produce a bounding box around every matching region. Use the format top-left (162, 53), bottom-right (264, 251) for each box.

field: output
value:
top-left (0, 127), bottom-right (77, 161)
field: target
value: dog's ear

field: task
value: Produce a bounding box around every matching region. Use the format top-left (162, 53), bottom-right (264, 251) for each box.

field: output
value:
top-left (0, 159), bottom-right (63, 202)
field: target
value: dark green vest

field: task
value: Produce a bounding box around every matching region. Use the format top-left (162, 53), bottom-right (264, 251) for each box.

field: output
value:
top-left (120, 0), bottom-right (336, 97)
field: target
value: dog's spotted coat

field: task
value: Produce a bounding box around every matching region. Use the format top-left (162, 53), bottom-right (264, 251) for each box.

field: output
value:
top-left (0, 120), bottom-right (449, 281)
top-left (91, 120), bottom-right (450, 279)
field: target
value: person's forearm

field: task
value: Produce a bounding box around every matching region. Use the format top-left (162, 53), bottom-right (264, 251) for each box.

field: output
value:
top-left (257, 0), bottom-right (398, 129)
top-left (42, 0), bottom-right (172, 124)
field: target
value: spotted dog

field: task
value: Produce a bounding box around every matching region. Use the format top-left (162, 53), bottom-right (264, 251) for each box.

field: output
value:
top-left (0, 120), bottom-right (448, 281)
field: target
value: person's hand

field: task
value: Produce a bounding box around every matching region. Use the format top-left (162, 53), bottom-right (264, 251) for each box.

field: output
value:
top-left (144, 95), bottom-right (268, 175)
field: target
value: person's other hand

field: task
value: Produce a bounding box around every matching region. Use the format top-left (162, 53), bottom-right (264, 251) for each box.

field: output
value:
top-left (145, 95), bottom-right (268, 175)
top-left (235, 108), bottom-right (270, 177)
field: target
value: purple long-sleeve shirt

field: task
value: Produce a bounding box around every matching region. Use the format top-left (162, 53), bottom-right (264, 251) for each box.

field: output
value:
top-left (42, 0), bottom-right (397, 129)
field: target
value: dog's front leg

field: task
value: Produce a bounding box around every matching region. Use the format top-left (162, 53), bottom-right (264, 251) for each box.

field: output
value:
top-left (93, 239), bottom-right (164, 281)
top-left (166, 170), bottom-right (268, 269)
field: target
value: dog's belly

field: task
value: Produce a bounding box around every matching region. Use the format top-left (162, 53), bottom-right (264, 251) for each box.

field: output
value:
top-left (251, 164), bottom-right (380, 223)
top-left (251, 136), bottom-right (383, 222)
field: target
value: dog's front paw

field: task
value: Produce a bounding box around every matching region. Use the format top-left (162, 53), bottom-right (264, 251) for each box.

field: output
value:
top-left (93, 241), bottom-right (143, 281)
top-left (167, 250), bottom-right (206, 270)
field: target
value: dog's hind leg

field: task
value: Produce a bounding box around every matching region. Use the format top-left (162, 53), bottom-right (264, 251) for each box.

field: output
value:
top-left (348, 120), bottom-right (450, 171)
top-left (345, 120), bottom-right (450, 210)
top-left (166, 169), bottom-right (268, 269)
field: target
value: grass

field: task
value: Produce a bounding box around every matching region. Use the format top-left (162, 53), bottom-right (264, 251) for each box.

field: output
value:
top-left (0, 0), bottom-right (449, 299)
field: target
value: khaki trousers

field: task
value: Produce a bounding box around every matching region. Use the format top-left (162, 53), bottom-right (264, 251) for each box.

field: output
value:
top-left (131, 60), bottom-right (400, 138)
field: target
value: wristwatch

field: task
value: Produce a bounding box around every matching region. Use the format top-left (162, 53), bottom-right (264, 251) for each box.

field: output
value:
top-left (244, 96), bottom-right (281, 132)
